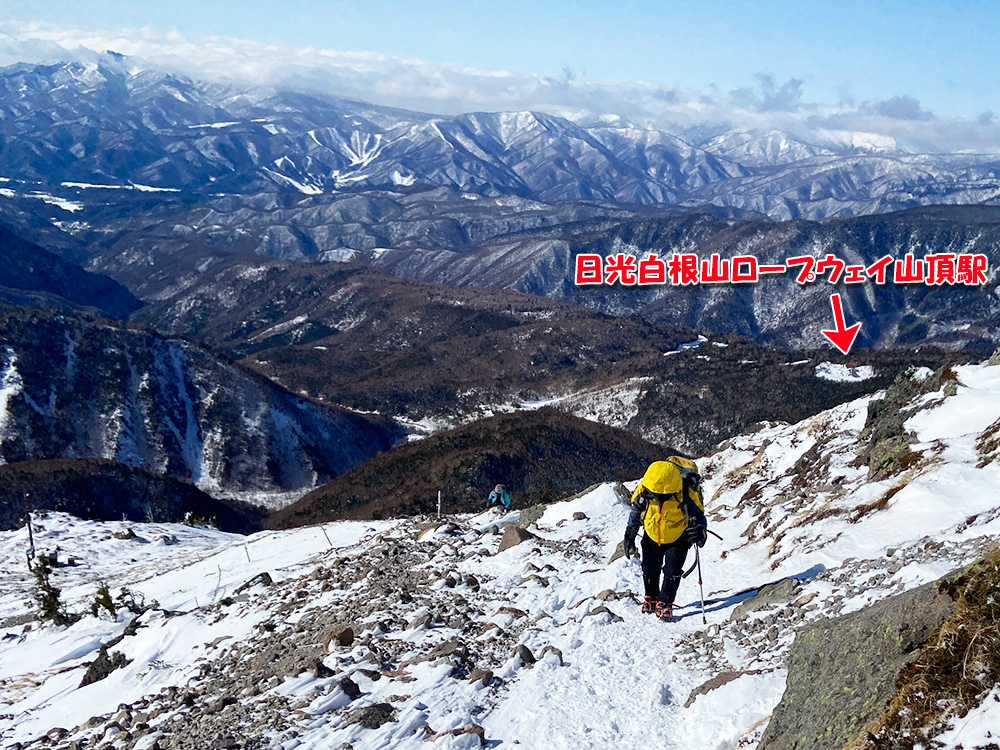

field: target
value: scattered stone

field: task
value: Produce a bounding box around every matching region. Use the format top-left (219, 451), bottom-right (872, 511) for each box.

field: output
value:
top-left (112, 528), bottom-right (136, 540)
top-left (685, 671), bottom-right (761, 708)
top-left (468, 668), bottom-right (493, 686)
top-left (429, 639), bottom-right (467, 660)
top-left (731, 578), bottom-right (801, 621)
top-left (311, 659), bottom-right (335, 678)
top-left (583, 605), bottom-right (623, 623)
top-left (464, 574), bottom-right (480, 591)
top-left (497, 606), bottom-right (528, 619)
top-left (347, 702), bottom-right (395, 729)
top-left (518, 505), bottom-right (546, 528)
top-left (408, 612), bottom-right (433, 630)
top-left (514, 645), bottom-right (535, 665)
top-left (425, 723), bottom-right (487, 745)
top-left (608, 540), bottom-right (627, 564)
top-left (321, 626), bottom-right (355, 651)
top-left (499, 525), bottom-right (536, 552)
top-left (572, 512), bottom-right (588, 521)
top-left (538, 646), bottom-right (564, 665)
top-left (522, 574), bottom-right (549, 587)
top-left (791, 592), bottom-right (818, 608)
top-left (234, 572), bottom-right (273, 594)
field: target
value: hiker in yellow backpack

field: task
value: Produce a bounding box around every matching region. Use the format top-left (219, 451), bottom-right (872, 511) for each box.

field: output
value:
top-left (623, 457), bottom-right (708, 620)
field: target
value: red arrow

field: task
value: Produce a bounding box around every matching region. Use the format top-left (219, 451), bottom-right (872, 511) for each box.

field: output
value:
top-left (821, 293), bottom-right (862, 355)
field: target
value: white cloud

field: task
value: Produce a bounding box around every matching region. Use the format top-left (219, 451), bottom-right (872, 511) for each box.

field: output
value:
top-left (2, 20), bottom-right (1000, 154)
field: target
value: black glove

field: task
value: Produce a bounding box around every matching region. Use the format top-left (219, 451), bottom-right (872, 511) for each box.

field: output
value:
top-left (685, 521), bottom-right (708, 548)
top-left (623, 535), bottom-right (638, 559)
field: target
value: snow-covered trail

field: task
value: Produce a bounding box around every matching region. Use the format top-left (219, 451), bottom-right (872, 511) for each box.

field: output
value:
top-left (463, 489), bottom-right (786, 749)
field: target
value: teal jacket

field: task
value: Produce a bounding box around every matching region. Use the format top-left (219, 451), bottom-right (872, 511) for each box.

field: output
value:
top-left (488, 487), bottom-right (511, 510)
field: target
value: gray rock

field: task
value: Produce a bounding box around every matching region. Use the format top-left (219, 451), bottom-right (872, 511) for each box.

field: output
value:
top-left (583, 605), bottom-right (623, 623)
top-left (408, 612), bottom-right (433, 630)
top-left (758, 576), bottom-right (957, 750)
top-left (234, 572), bottom-right (273, 594)
top-left (538, 646), bottom-right (564, 665)
top-left (517, 505), bottom-right (546, 528)
top-left (322, 626), bottom-right (355, 650)
top-left (347, 703), bottom-right (395, 729)
top-left (730, 577), bottom-right (801, 621)
top-left (310, 659), bottom-right (335, 679)
top-left (498, 525), bottom-right (536, 552)
top-left (468, 668), bottom-right (493, 686)
top-left (608, 540), bottom-right (627, 564)
top-left (429, 639), bottom-right (467, 661)
top-left (514, 645), bottom-right (535, 665)
top-left (339, 677), bottom-right (360, 699)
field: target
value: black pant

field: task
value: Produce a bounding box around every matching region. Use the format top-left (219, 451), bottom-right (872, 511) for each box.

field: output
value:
top-left (641, 534), bottom-right (690, 604)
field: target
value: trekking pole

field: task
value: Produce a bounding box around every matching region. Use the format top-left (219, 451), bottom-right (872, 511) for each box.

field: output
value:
top-left (695, 545), bottom-right (707, 625)
top-left (679, 488), bottom-right (709, 624)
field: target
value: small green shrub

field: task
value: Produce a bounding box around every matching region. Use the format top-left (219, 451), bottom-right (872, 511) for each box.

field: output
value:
top-left (32, 556), bottom-right (72, 626)
top-left (89, 583), bottom-right (117, 619)
top-left (182, 511), bottom-right (218, 529)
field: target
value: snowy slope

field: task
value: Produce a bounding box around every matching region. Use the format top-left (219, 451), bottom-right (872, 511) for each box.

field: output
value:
top-left (2, 362), bottom-right (1000, 749)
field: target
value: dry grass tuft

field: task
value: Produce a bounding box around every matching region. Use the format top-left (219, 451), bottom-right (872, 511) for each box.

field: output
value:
top-left (977, 416), bottom-right (1000, 468)
top-left (850, 549), bottom-right (1000, 749)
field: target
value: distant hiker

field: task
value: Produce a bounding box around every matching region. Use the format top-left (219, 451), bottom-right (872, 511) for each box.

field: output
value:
top-left (623, 457), bottom-right (708, 621)
top-left (487, 484), bottom-right (511, 511)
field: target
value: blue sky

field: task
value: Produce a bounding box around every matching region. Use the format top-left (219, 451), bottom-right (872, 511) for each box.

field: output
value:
top-left (4, 0), bottom-right (997, 118)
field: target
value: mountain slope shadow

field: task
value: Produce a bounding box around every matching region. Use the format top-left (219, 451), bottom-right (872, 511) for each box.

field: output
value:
top-left (0, 458), bottom-right (264, 533)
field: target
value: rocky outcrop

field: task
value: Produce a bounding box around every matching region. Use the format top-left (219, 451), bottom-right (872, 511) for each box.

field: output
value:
top-left (858, 366), bottom-right (960, 481)
top-left (758, 576), bottom-right (957, 750)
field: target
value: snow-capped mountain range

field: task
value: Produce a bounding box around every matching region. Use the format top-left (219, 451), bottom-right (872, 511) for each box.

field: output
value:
top-left (2, 359), bottom-right (999, 749)
top-left (3, 59), bottom-right (1000, 222)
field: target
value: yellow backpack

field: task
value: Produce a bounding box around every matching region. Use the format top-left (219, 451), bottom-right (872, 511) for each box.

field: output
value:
top-left (630, 457), bottom-right (704, 544)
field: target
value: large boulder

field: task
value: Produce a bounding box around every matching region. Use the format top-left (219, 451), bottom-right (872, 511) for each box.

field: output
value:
top-left (758, 577), bottom-right (956, 750)
top-left (498, 524), bottom-right (536, 552)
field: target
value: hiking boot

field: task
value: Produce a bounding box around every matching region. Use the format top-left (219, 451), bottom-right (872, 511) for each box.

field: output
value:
top-left (641, 596), bottom-right (656, 614)
top-left (655, 601), bottom-right (673, 621)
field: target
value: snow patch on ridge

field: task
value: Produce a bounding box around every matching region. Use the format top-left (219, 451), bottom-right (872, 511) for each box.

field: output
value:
top-left (814, 361), bottom-right (875, 381)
